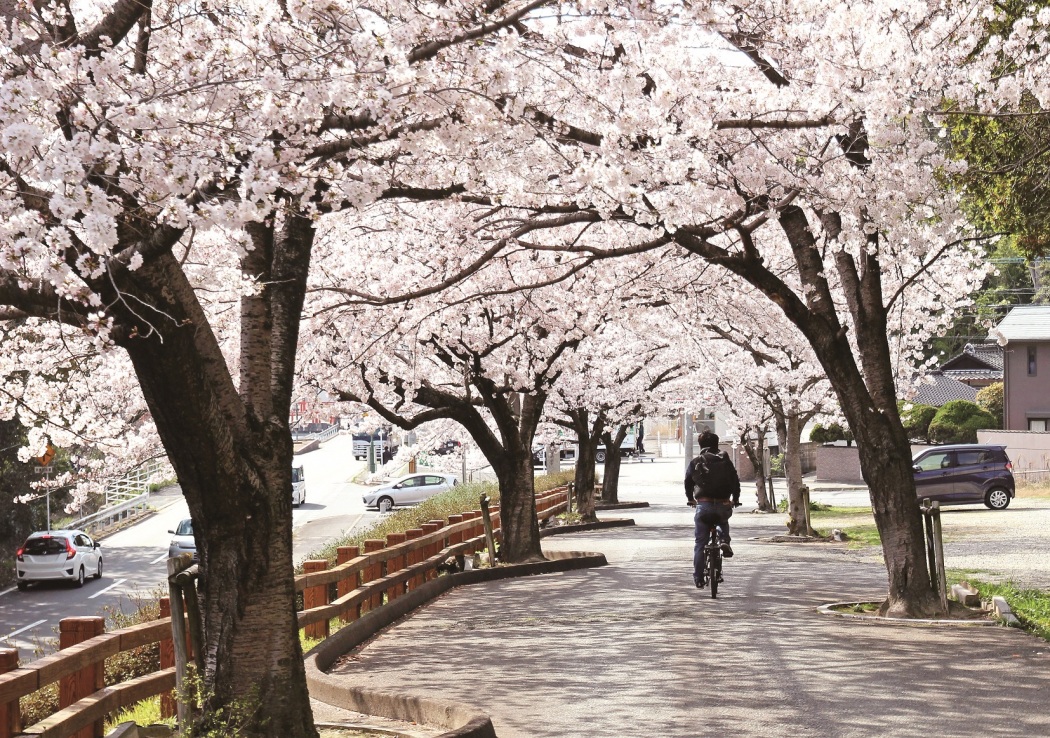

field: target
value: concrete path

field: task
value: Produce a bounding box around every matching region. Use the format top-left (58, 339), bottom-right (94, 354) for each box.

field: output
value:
top-left (325, 460), bottom-right (1050, 737)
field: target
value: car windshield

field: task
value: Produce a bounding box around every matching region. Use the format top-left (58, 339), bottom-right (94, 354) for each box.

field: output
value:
top-left (292, 467), bottom-right (304, 483)
top-left (23, 537), bottom-right (68, 555)
top-left (175, 520), bottom-right (193, 536)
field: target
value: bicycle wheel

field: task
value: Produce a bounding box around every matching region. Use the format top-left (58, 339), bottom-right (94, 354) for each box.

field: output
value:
top-left (707, 549), bottom-right (719, 598)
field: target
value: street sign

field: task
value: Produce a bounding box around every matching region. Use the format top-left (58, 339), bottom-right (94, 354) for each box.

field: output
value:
top-left (34, 466), bottom-right (53, 474)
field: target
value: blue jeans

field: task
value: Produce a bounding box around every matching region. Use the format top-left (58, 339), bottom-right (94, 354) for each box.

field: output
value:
top-left (693, 502), bottom-right (733, 582)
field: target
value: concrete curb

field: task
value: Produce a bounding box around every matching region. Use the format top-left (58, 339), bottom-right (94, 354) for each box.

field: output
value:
top-left (305, 550), bottom-right (607, 738)
top-left (817, 601), bottom-right (998, 627)
top-left (594, 501), bottom-right (650, 510)
top-left (540, 518), bottom-right (635, 536)
top-left (295, 438), bottom-right (322, 455)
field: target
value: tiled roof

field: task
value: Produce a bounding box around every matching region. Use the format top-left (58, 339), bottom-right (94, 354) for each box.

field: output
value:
top-left (940, 343), bottom-right (1002, 372)
top-left (992, 305), bottom-right (1050, 342)
top-left (912, 372), bottom-right (979, 407)
top-left (942, 368), bottom-right (1002, 382)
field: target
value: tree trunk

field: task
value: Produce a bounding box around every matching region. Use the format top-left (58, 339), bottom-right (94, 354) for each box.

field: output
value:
top-left (782, 412), bottom-right (814, 536)
top-left (600, 426), bottom-right (628, 504)
top-left (740, 430), bottom-right (773, 511)
top-left (120, 278), bottom-right (316, 736)
top-left (495, 443), bottom-right (543, 563)
top-left (573, 436), bottom-right (600, 523)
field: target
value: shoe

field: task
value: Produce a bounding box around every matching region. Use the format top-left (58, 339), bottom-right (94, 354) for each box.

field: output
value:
top-left (721, 543), bottom-right (734, 558)
top-left (694, 577), bottom-right (706, 589)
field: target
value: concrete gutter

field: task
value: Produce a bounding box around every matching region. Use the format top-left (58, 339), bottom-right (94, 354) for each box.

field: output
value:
top-left (305, 550), bottom-right (607, 738)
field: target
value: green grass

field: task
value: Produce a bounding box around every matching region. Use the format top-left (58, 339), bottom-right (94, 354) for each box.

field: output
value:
top-left (830, 602), bottom-right (880, 614)
top-left (104, 696), bottom-right (175, 733)
top-left (947, 574), bottom-right (1050, 642)
top-left (823, 524), bottom-right (882, 548)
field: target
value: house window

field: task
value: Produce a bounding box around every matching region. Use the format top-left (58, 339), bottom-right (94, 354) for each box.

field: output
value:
top-left (1031, 419), bottom-right (1048, 432)
top-left (1029, 346), bottom-right (1038, 376)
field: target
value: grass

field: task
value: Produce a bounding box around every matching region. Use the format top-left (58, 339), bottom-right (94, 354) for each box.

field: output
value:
top-left (104, 696), bottom-right (175, 733)
top-left (947, 573), bottom-right (1050, 642)
top-left (830, 602), bottom-right (880, 614)
top-left (1017, 478), bottom-right (1050, 499)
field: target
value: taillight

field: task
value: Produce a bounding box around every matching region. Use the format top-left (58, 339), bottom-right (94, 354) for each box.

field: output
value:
top-left (16, 547), bottom-right (24, 562)
top-left (65, 539), bottom-right (76, 560)
top-left (1006, 462), bottom-right (1013, 471)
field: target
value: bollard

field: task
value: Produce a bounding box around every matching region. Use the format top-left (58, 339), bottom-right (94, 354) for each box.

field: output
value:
top-left (386, 533), bottom-right (407, 600)
top-left (303, 560), bottom-right (330, 639)
top-left (337, 546), bottom-right (360, 623)
top-left (362, 540), bottom-right (385, 611)
top-left (59, 617), bottom-right (105, 738)
top-left (404, 530), bottom-right (424, 590)
top-left (0, 648), bottom-right (20, 738)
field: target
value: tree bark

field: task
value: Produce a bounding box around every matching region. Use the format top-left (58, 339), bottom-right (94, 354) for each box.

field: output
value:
top-left (781, 412), bottom-right (814, 536)
top-left (115, 244), bottom-right (317, 736)
top-left (600, 426), bottom-right (628, 504)
top-left (740, 429), bottom-right (773, 511)
top-left (567, 408), bottom-right (602, 523)
top-left (494, 440), bottom-right (543, 563)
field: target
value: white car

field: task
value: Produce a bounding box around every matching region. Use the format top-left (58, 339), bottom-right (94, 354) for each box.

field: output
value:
top-left (292, 465), bottom-right (306, 507)
top-left (15, 529), bottom-right (103, 590)
top-left (364, 473), bottom-right (458, 512)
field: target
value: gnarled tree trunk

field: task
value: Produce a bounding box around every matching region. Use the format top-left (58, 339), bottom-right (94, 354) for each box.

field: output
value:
top-left (600, 425), bottom-right (629, 504)
top-left (566, 408), bottom-right (602, 523)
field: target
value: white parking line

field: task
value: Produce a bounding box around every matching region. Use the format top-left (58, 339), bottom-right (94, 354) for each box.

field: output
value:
top-left (88, 578), bottom-right (127, 599)
top-left (5, 619), bottom-right (46, 639)
top-left (150, 553), bottom-right (169, 565)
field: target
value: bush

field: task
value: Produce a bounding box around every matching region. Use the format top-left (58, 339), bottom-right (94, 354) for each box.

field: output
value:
top-left (809, 422), bottom-right (853, 446)
top-left (898, 401), bottom-right (937, 442)
top-left (928, 400), bottom-right (997, 444)
top-left (976, 382), bottom-right (1004, 427)
top-left (769, 453), bottom-right (785, 477)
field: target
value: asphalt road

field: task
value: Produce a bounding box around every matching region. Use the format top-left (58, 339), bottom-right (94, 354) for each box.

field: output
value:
top-left (0, 434), bottom-right (372, 662)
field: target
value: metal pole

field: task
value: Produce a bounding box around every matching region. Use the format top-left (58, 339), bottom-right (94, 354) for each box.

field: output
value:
top-left (461, 450), bottom-right (467, 484)
top-left (45, 488), bottom-right (51, 533)
top-left (684, 412), bottom-right (694, 471)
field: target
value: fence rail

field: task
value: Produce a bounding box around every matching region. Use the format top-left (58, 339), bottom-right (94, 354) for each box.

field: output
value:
top-left (0, 486), bottom-right (571, 738)
top-left (67, 460), bottom-right (173, 535)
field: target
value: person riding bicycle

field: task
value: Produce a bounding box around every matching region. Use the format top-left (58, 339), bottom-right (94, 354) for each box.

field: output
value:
top-left (686, 430), bottom-right (741, 588)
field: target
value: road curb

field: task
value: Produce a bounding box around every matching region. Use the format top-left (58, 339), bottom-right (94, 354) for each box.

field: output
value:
top-left (817, 601), bottom-right (998, 627)
top-left (540, 518), bottom-right (636, 536)
top-left (305, 550), bottom-right (607, 738)
top-left (595, 501), bottom-right (650, 510)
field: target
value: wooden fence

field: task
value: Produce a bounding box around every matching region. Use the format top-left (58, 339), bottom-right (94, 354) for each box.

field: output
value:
top-left (0, 487), bottom-right (570, 738)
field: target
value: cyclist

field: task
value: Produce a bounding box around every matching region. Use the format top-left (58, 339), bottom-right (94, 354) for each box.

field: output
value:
top-left (686, 430), bottom-right (741, 588)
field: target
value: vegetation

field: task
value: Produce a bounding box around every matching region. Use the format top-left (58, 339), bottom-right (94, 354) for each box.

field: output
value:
top-left (928, 400), bottom-right (997, 444)
top-left (808, 423), bottom-right (854, 446)
top-left (105, 696), bottom-right (174, 734)
top-left (948, 575), bottom-right (1050, 643)
top-left (898, 401), bottom-right (938, 443)
top-left (975, 382), bottom-right (1004, 427)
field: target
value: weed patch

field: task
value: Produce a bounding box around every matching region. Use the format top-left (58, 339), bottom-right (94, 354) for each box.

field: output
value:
top-left (948, 575), bottom-right (1050, 642)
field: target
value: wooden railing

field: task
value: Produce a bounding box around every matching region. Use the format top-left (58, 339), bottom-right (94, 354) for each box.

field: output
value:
top-left (0, 486), bottom-right (570, 738)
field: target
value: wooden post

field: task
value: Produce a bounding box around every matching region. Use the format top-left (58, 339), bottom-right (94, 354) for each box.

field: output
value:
top-left (336, 546), bottom-right (360, 623)
top-left (931, 501), bottom-right (949, 614)
top-left (801, 485), bottom-right (812, 536)
top-left (167, 553), bottom-right (194, 728)
top-left (481, 495), bottom-right (497, 567)
top-left (303, 560), bottom-right (330, 638)
top-left (58, 616), bottom-right (105, 738)
top-left (176, 571), bottom-right (204, 676)
top-left (362, 540), bottom-right (385, 611)
top-left (420, 522), bottom-right (441, 580)
top-left (404, 529), bottom-right (424, 590)
top-left (158, 597), bottom-right (176, 719)
top-left (385, 533), bottom-right (406, 600)
top-left (0, 648), bottom-right (20, 738)
top-left (921, 499), bottom-right (937, 591)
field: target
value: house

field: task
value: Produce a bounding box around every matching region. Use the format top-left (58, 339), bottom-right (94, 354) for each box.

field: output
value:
top-left (940, 343), bottom-right (1003, 388)
top-left (991, 305), bottom-right (1050, 431)
top-left (912, 371), bottom-right (978, 407)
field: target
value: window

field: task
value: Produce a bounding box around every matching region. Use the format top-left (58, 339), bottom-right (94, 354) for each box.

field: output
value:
top-left (23, 537), bottom-right (67, 555)
top-left (1029, 346), bottom-right (1038, 376)
top-left (176, 520), bottom-right (193, 536)
top-left (956, 451), bottom-right (990, 466)
top-left (1030, 419), bottom-right (1048, 432)
top-left (424, 476), bottom-right (446, 486)
top-left (916, 452), bottom-right (953, 471)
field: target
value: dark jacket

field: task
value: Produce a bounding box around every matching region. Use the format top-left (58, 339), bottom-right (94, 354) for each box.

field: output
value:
top-left (685, 450), bottom-right (741, 505)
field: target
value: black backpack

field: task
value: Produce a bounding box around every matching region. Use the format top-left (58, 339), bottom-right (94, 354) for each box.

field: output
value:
top-left (691, 451), bottom-right (736, 499)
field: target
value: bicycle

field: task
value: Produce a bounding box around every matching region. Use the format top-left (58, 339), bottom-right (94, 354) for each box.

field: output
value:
top-left (701, 521), bottom-right (726, 598)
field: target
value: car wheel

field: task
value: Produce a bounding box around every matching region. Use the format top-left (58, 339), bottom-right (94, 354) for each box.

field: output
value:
top-left (377, 496), bottom-right (394, 513)
top-left (75, 566), bottom-right (85, 588)
top-left (985, 487), bottom-right (1011, 510)
top-left (96, 558), bottom-right (103, 579)
top-left (16, 580), bottom-right (27, 591)
top-left (595, 450), bottom-right (607, 463)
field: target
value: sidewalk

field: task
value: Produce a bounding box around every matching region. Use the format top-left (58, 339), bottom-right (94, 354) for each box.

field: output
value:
top-left (322, 460), bottom-right (1050, 737)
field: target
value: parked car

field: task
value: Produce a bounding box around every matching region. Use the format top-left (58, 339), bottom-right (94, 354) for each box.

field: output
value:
top-left (363, 473), bottom-right (458, 512)
top-left (168, 518), bottom-right (197, 560)
top-left (912, 444), bottom-right (1015, 510)
top-left (292, 464), bottom-right (306, 507)
top-left (15, 529), bottom-right (102, 589)
top-left (430, 439), bottom-right (462, 456)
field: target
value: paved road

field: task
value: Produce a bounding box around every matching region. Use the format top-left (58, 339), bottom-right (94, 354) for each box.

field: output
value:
top-left (0, 434), bottom-right (372, 661)
top-left (327, 459), bottom-right (1050, 738)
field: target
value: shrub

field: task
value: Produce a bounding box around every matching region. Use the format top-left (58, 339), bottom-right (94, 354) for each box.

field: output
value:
top-left (898, 401), bottom-right (937, 442)
top-left (769, 453), bottom-right (785, 477)
top-left (976, 382), bottom-right (1004, 427)
top-left (809, 422), bottom-right (854, 446)
top-left (928, 400), bottom-right (997, 444)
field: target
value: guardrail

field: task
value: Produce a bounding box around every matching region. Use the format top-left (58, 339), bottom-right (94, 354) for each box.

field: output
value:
top-left (0, 486), bottom-right (570, 738)
top-left (68, 460), bottom-right (173, 535)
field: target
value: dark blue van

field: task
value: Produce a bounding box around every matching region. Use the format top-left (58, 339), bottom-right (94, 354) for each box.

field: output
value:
top-left (912, 444), bottom-right (1015, 510)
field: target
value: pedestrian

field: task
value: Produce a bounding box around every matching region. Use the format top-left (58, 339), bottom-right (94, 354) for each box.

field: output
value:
top-left (685, 430), bottom-right (741, 588)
